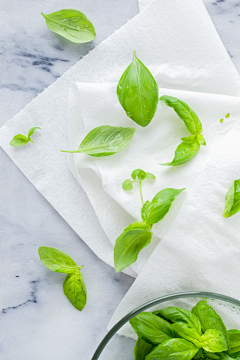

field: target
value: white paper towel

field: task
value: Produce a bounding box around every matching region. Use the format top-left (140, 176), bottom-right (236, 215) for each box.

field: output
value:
top-left (1, 0), bottom-right (240, 275)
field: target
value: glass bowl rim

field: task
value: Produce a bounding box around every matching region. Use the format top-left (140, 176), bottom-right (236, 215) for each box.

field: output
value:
top-left (91, 291), bottom-right (240, 360)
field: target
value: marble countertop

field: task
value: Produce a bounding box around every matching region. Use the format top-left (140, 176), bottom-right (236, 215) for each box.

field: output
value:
top-left (0, 0), bottom-right (239, 358)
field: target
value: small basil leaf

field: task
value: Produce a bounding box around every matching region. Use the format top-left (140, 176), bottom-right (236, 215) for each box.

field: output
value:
top-left (204, 353), bottom-right (220, 360)
top-left (194, 348), bottom-right (204, 359)
top-left (197, 134), bottom-right (206, 146)
top-left (145, 172), bottom-right (156, 179)
top-left (160, 138), bottom-right (200, 166)
top-left (220, 119), bottom-right (224, 123)
top-left (117, 51), bottom-right (159, 127)
top-left (28, 127), bottom-right (41, 140)
top-left (228, 330), bottom-right (240, 354)
top-left (145, 338), bottom-right (198, 360)
top-left (192, 300), bottom-right (229, 348)
top-left (200, 329), bottom-right (228, 352)
top-left (41, 9), bottom-right (96, 44)
top-left (219, 354), bottom-right (237, 360)
top-left (142, 188), bottom-right (185, 225)
top-left (160, 95), bottom-right (203, 135)
top-left (131, 169), bottom-right (146, 181)
top-left (63, 267), bottom-right (87, 311)
top-left (38, 246), bottom-right (77, 273)
top-left (225, 113), bottom-right (230, 118)
top-left (122, 179), bottom-right (133, 191)
top-left (223, 180), bottom-right (240, 218)
top-left (114, 221), bottom-right (152, 272)
top-left (130, 312), bottom-right (178, 345)
top-left (172, 322), bottom-right (201, 347)
top-left (10, 134), bottom-right (29, 147)
top-left (62, 125), bottom-right (135, 156)
top-left (133, 338), bottom-right (153, 360)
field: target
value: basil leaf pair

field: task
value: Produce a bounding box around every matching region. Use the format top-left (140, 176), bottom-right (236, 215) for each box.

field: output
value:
top-left (38, 246), bottom-right (87, 311)
top-left (117, 51), bottom-right (159, 127)
top-left (41, 9), bottom-right (96, 44)
top-left (10, 127), bottom-right (41, 147)
top-left (62, 125), bottom-right (135, 157)
top-left (160, 96), bottom-right (206, 166)
top-left (223, 180), bottom-right (240, 218)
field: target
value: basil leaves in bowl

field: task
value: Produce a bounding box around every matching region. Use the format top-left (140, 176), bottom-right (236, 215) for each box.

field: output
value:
top-left (91, 292), bottom-right (240, 360)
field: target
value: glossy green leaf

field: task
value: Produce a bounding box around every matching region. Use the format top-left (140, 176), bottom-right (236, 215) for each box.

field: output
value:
top-left (38, 246), bottom-right (78, 273)
top-left (133, 338), bottom-right (153, 360)
top-left (63, 267), bottom-right (87, 311)
top-left (10, 134), bottom-right (29, 147)
top-left (61, 125), bottom-right (135, 157)
top-left (122, 179), bottom-right (133, 191)
top-left (172, 322), bottom-right (201, 347)
top-left (200, 329), bottom-right (228, 353)
top-left (117, 51), bottom-right (159, 127)
top-left (160, 95), bottom-right (202, 135)
top-left (130, 312), bottom-right (178, 345)
top-left (223, 180), bottom-right (240, 218)
top-left (228, 330), bottom-right (240, 353)
top-left (114, 221), bottom-right (152, 272)
top-left (131, 169), bottom-right (147, 181)
top-left (41, 9), bottom-right (96, 44)
top-left (28, 127), bottom-right (41, 140)
top-left (146, 338), bottom-right (198, 360)
top-left (160, 138), bottom-right (200, 166)
top-left (141, 188), bottom-right (185, 225)
top-left (220, 119), bottom-right (224, 123)
top-left (146, 172), bottom-right (156, 179)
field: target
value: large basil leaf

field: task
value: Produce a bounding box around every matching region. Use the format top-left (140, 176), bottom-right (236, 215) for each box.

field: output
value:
top-left (62, 125), bottom-right (135, 157)
top-left (145, 338), bottom-right (198, 360)
top-left (172, 323), bottom-right (201, 347)
top-left (200, 329), bottom-right (228, 352)
top-left (160, 96), bottom-right (202, 135)
top-left (38, 246), bottom-right (78, 273)
top-left (192, 300), bottom-right (229, 349)
top-left (141, 188), bottom-right (185, 225)
top-left (228, 330), bottom-right (240, 353)
top-left (223, 180), bottom-right (240, 218)
top-left (130, 312), bottom-right (178, 345)
top-left (63, 267), bottom-right (87, 311)
top-left (10, 134), bottom-right (29, 147)
top-left (160, 137), bottom-right (200, 166)
top-left (117, 51), bottom-right (159, 127)
top-left (134, 338), bottom-right (153, 360)
top-left (41, 9), bottom-right (96, 43)
top-left (114, 221), bottom-right (152, 272)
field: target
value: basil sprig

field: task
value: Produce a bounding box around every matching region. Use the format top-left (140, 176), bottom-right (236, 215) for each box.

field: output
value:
top-left (117, 51), bottom-right (159, 127)
top-left (114, 169), bottom-right (184, 272)
top-left (160, 96), bottom-right (206, 166)
top-left (223, 180), bottom-right (240, 218)
top-left (38, 246), bottom-right (87, 311)
top-left (61, 125), bottom-right (135, 157)
top-left (10, 127), bottom-right (41, 147)
top-left (41, 9), bottom-right (96, 44)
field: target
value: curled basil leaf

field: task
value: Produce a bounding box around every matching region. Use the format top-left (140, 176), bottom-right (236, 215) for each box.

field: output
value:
top-left (114, 221), bottom-right (152, 272)
top-left (133, 338), bottom-right (153, 360)
top-left (41, 9), bottom-right (96, 44)
top-left (10, 126), bottom-right (41, 147)
top-left (122, 179), bottom-right (133, 191)
top-left (38, 246), bottom-right (78, 273)
top-left (146, 338), bottom-right (198, 360)
top-left (200, 329), bottom-right (228, 353)
top-left (223, 180), bottom-right (240, 218)
top-left (63, 267), bottom-right (87, 311)
top-left (160, 137), bottom-right (200, 166)
top-left (228, 330), bottom-right (240, 354)
top-left (117, 51), bottom-right (159, 127)
top-left (62, 125), bottom-right (135, 157)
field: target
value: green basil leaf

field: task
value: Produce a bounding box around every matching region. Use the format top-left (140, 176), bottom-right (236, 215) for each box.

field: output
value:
top-left (63, 267), bottom-right (87, 311)
top-left (200, 329), bottom-right (228, 352)
top-left (160, 138), bottom-right (200, 166)
top-left (197, 134), bottom-right (206, 146)
top-left (130, 312), bottom-right (178, 345)
top-left (10, 134), bottom-right (29, 147)
top-left (204, 353), bottom-right (220, 360)
top-left (134, 338), bottom-right (153, 360)
top-left (172, 322), bottom-right (201, 347)
top-left (146, 172), bottom-right (156, 179)
top-left (62, 125), bottom-right (135, 157)
top-left (223, 180), bottom-right (240, 218)
top-left (114, 221), bottom-right (152, 272)
top-left (219, 354), bottom-right (238, 360)
top-left (41, 9), bottom-right (96, 44)
top-left (160, 95), bottom-right (203, 135)
top-left (225, 113), bottom-right (230, 118)
top-left (194, 348), bottom-right (204, 359)
top-left (28, 127), bottom-right (41, 140)
top-left (122, 179), bottom-right (133, 191)
top-left (228, 330), bottom-right (240, 354)
top-left (131, 169), bottom-right (146, 181)
top-left (141, 188), bottom-right (185, 225)
top-left (226, 351), bottom-right (240, 359)
top-left (192, 300), bottom-right (229, 348)
top-left (146, 338), bottom-right (198, 360)
top-left (38, 246), bottom-right (78, 273)
top-left (117, 51), bottom-right (159, 127)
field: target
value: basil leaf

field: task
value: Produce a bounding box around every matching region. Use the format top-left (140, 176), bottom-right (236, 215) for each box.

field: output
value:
top-left (219, 354), bottom-right (238, 360)
top-left (204, 353), bottom-right (220, 360)
top-left (117, 51), bottom-right (159, 127)
top-left (228, 330), bottom-right (240, 353)
top-left (134, 338), bottom-right (153, 360)
top-left (160, 95), bottom-right (202, 135)
top-left (38, 246), bottom-right (78, 273)
top-left (200, 329), bottom-right (228, 352)
top-left (114, 221), bottom-right (152, 272)
top-left (41, 9), bottom-right (96, 44)
top-left (172, 322), bottom-right (201, 347)
top-left (62, 125), bottom-right (135, 157)
top-left (132, 169), bottom-right (147, 181)
top-left (160, 138), bottom-right (200, 166)
top-left (28, 127), bottom-right (41, 140)
top-left (130, 312), bottom-right (178, 345)
top-left (145, 338), bottom-right (198, 360)
top-left (10, 134), bottom-right (29, 147)
top-left (192, 300), bottom-right (229, 348)
top-left (197, 134), bottom-right (206, 146)
top-left (146, 172), bottom-right (156, 179)
top-left (223, 180), bottom-right (240, 218)
top-left (226, 113), bottom-right (230, 118)
top-left (63, 267), bottom-right (87, 311)
top-left (194, 348), bottom-right (204, 359)
top-left (122, 179), bottom-right (133, 191)
top-left (142, 188), bottom-right (185, 225)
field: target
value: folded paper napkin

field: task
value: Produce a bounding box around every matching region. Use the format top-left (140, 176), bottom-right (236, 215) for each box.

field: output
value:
top-left (1, 0), bottom-right (240, 277)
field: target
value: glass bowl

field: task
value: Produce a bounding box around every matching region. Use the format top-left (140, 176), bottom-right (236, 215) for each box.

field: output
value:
top-left (91, 291), bottom-right (240, 360)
